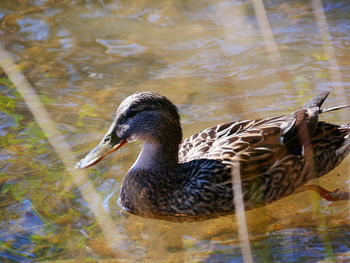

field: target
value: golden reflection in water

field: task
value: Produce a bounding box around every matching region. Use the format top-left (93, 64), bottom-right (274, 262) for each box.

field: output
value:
top-left (0, 0), bottom-right (349, 262)
top-left (0, 44), bottom-right (128, 259)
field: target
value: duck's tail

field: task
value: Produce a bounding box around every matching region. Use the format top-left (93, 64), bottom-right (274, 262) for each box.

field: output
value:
top-left (298, 92), bottom-right (350, 178)
top-left (302, 92), bottom-right (329, 108)
top-left (302, 91), bottom-right (350, 113)
top-left (312, 121), bottom-right (350, 176)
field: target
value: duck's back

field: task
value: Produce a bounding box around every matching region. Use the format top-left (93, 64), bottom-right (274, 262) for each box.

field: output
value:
top-left (179, 103), bottom-right (349, 182)
top-left (178, 115), bottom-right (297, 172)
top-left (173, 100), bottom-right (349, 219)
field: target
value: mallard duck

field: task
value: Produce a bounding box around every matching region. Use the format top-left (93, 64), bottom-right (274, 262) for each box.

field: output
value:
top-left (77, 92), bottom-right (349, 221)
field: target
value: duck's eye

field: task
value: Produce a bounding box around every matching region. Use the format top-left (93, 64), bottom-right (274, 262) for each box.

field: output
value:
top-left (125, 110), bottom-right (137, 119)
top-left (103, 135), bottom-right (111, 142)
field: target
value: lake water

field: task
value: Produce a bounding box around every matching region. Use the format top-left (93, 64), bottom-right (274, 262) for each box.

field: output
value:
top-left (0, 0), bottom-right (349, 262)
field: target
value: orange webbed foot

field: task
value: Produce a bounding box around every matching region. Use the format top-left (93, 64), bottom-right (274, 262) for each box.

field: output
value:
top-left (298, 184), bottom-right (350, 201)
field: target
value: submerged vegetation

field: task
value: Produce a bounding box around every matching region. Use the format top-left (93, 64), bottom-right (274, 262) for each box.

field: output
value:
top-left (0, 76), bottom-right (102, 261)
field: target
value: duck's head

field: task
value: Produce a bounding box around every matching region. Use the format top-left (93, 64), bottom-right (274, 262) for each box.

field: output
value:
top-left (77, 92), bottom-right (182, 169)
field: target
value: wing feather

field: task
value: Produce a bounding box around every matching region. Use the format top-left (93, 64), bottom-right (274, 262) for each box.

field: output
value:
top-left (179, 109), bottom-right (318, 181)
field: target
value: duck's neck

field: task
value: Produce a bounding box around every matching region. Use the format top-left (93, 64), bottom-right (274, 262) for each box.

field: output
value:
top-left (122, 139), bottom-right (180, 217)
top-left (130, 139), bottom-right (180, 172)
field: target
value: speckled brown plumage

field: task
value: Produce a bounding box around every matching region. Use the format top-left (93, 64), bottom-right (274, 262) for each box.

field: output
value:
top-left (78, 92), bottom-right (349, 221)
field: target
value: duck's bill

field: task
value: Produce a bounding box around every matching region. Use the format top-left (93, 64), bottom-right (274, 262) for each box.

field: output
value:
top-left (77, 136), bottom-right (127, 169)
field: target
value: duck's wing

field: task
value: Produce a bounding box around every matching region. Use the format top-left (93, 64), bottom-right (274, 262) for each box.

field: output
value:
top-left (179, 109), bottom-right (322, 181)
top-left (179, 119), bottom-right (257, 162)
top-left (218, 111), bottom-right (314, 181)
top-left (179, 93), bottom-right (335, 181)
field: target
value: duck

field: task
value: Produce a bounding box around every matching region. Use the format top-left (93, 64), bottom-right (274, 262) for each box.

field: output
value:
top-left (77, 92), bottom-right (349, 221)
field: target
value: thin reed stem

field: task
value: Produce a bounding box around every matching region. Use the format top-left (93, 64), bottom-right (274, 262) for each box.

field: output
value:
top-left (0, 44), bottom-right (128, 258)
top-left (232, 164), bottom-right (253, 263)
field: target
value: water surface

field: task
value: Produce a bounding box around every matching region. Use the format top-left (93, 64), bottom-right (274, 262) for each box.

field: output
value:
top-left (0, 0), bottom-right (349, 262)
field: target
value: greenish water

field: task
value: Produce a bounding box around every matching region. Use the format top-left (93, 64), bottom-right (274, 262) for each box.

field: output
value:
top-left (0, 0), bottom-right (349, 262)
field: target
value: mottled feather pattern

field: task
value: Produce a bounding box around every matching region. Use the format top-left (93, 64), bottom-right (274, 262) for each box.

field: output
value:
top-left (122, 120), bottom-right (348, 221)
top-left (311, 122), bottom-right (350, 175)
top-left (104, 92), bottom-right (350, 221)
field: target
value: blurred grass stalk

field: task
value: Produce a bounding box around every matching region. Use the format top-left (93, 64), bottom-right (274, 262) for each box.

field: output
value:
top-left (251, 0), bottom-right (283, 68)
top-left (252, 0), bottom-right (348, 261)
top-left (311, 0), bottom-right (348, 107)
top-left (232, 164), bottom-right (253, 263)
top-left (311, 0), bottom-right (350, 258)
top-left (251, 0), bottom-right (292, 86)
top-left (0, 44), bottom-right (127, 258)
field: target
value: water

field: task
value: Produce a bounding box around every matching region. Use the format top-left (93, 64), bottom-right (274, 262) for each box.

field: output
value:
top-left (0, 0), bottom-right (349, 262)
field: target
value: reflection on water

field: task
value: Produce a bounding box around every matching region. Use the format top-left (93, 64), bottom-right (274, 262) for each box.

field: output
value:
top-left (0, 0), bottom-right (349, 262)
